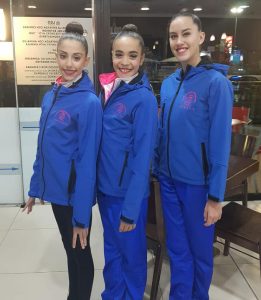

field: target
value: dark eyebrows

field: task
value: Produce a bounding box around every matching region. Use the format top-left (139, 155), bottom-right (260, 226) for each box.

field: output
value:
top-left (58, 50), bottom-right (83, 56)
top-left (114, 50), bottom-right (138, 55)
top-left (169, 27), bottom-right (191, 35)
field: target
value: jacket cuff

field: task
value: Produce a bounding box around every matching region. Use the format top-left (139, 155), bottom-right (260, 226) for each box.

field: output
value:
top-left (120, 215), bottom-right (134, 224)
top-left (72, 218), bottom-right (86, 228)
top-left (208, 194), bottom-right (221, 202)
top-left (28, 192), bottom-right (39, 199)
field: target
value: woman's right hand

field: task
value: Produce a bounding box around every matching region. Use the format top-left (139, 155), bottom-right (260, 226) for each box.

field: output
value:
top-left (119, 220), bottom-right (136, 232)
top-left (22, 197), bottom-right (36, 214)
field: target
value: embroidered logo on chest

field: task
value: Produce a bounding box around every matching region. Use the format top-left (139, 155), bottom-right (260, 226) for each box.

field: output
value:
top-left (114, 102), bottom-right (127, 117)
top-left (180, 91), bottom-right (197, 111)
top-left (54, 109), bottom-right (71, 125)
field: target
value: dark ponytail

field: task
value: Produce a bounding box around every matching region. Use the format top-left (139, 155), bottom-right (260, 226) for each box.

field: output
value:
top-left (170, 12), bottom-right (202, 31)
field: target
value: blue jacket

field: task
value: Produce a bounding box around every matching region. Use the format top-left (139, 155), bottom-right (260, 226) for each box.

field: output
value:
top-left (97, 72), bottom-right (158, 223)
top-left (155, 63), bottom-right (233, 201)
top-left (29, 72), bottom-right (102, 228)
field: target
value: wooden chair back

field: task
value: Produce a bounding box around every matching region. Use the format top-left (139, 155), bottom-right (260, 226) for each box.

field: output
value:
top-left (230, 133), bottom-right (256, 158)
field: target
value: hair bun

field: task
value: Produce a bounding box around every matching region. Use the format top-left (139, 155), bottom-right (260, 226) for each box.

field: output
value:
top-left (122, 24), bottom-right (138, 33)
top-left (65, 22), bottom-right (84, 35)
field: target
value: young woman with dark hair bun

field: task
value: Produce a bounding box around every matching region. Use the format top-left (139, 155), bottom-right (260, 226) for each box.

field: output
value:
top-left (97, 24), bottom-right (158, 299)
top-left (23, 22), bottom-right (102, 300)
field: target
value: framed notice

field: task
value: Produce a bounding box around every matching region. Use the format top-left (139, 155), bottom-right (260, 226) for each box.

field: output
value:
top-left (13, 17), bottom-right (93, 85)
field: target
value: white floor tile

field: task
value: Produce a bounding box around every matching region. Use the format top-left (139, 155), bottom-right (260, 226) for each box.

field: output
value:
top-left (158, 259), bottom-right (171, 299)
top-left (0, 228), bottom-right (67, 273)
top-left (0, 272), bottom-right (68, 300)
top-left (156, 257), bottom-right (257, 300)
top-left (248, 200), bottom-right (261, 213)
top-left (229, 245), bottom-right (259, 265)
top-left (1, 203), bottom-right (261, 300)
top-left (90, 205), bottom-right (105, 270)
top-left (0, 206), bottom-right (20, 229)
top-left (238, 264), bottom-right (261, 299)
top-left (145, 252), bottom-right (163, 300)
top-left (91, 269), bottom-right (104, 300)
top-left (210, 264), bottom-right (257, 300)
top-left (0, 230), bottom-right (7, 244)
top-left (0, 270), bottom-right (105, 300)
top-left (11, 204), bottom-right (57, 230)
top-left (213, 242), bottom-right (236, 265)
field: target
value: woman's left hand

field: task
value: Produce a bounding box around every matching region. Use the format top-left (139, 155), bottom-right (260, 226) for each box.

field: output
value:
top-left (204, 200), bottom-right (222, 227)
top-left (72, 227), bottom-right (89, 249)
top-left (119, 221), bottom-right (136, 232)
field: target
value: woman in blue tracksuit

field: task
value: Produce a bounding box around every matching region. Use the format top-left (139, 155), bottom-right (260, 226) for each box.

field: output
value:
top-left (23, 22), bottom-right (102, 300)
top-left (97, 24), bottom-right (158, 299)
top-left (154, 13), bottom-right (233, 300)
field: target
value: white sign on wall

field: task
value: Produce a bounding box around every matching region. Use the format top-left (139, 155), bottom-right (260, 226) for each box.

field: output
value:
top-left (13, 17), bottom-right (93, 85)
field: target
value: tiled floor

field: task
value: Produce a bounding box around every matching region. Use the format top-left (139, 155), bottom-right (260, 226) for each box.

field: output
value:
top-left (0, 202), bottom-right (260, 300)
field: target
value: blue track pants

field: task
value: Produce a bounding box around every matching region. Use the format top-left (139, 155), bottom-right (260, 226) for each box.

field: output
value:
top-left (98, 194), bottom-right (148, 300)
top-left (159, 176), bottom-right (215, 300)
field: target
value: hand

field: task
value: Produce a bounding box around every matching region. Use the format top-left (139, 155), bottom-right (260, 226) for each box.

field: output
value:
top-left (204, 199), bottom-right (222, 227)
top-left (119, 220), bottom-right (136, 232)
top-left (72, 227), bottom-right (89, 249)
top-left (22, 197), bottom-right (44, 214)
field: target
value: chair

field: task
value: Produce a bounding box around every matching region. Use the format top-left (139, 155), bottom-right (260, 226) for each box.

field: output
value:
top-left (216, 133), bottom-right (258, 257)
top-left (230, 132), bottom-right (256, 158)
top-left (215, 202), bottom-right (261, 276)
top-left (146, 178), bottom-right (165, 300)
top-left (232, 106), bottom-right (250, 133)
top-left (232, 106), bottom-right (250, 123)
top-left (226, 133), bottom-right (257, 206)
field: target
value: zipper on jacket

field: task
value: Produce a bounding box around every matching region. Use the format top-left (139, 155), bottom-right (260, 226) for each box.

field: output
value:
top-left (161, 103), bottom-right (165, 128)
top-left (103, 81), bottom-right (126, 110)
top-left (67, 159), bottom-right (76, 205)
top-left (118, 152), bottom-right (129, 186)
top-left (101, 89), bottom-right (106, 109)
top-left (201, 143), bottom-right (209, 184)
top-left (166, 77), bottom-right (185, 178)
top-left (40, 85), bottom-right (62, 200)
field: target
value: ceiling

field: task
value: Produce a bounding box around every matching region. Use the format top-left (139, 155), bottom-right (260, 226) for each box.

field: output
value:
top-left (0, 0), bottom-right (259, 19)
top-left (110, 0), bottom-right (261, 19)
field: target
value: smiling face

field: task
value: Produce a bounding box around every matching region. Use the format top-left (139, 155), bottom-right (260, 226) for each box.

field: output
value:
top-left (56, 39), bottom-right (89, 82)
top-left (112, 36), bottom-right (145, 79)
top-left (169, 16), bottom-right (205, 70)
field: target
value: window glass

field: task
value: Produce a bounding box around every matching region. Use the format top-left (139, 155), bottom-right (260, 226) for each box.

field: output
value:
top-left (0, 0), bottom-right (16, 107)
top-left (111, 0), bottom-right (261, 124)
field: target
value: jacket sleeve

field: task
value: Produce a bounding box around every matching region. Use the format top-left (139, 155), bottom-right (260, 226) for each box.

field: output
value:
top-left (121, 92), bottom-right (158, 223)
top-left (152, 90), bottom-right (165, 178)
top-left (28, 143), bottom-right (41, 198)
top-left (72, 96), bottom-right (102, 228)
top-left (208, 75), bottom-right (233, 201)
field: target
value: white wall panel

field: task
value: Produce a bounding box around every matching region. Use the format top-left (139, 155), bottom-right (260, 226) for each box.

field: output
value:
top-left (0, 108), bottom-right (23, 204)
top-left (19, 108), bottom-right (41, 201)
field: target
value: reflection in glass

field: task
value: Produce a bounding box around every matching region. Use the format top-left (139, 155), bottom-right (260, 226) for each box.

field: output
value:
top-left (0, 61), bottom-right (16, 107)
top-left (0, 8), bottom-right (6, 40)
